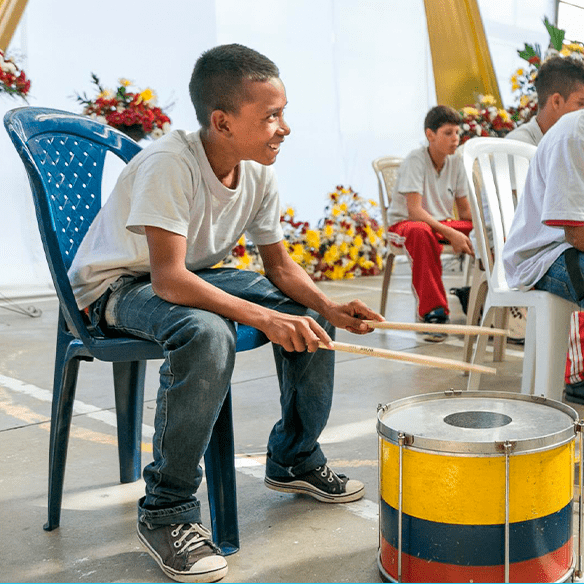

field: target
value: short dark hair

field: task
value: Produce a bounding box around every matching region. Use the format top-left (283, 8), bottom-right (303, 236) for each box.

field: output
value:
top-left (535, 56), bottom-right (584, 108)
top-left (189, 43), bottom-right (280, 129)
top-left (424, 105), bottom-right (462, 133)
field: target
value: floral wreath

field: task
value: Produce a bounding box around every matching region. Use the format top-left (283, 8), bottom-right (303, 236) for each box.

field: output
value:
top-left (76, 74), bottom-right (171, 140)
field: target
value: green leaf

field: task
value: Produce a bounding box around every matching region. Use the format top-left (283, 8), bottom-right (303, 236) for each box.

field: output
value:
top-left (544, 16), bottom-right (565, 51)
top-left (518, 43), bottom-right (538, 61)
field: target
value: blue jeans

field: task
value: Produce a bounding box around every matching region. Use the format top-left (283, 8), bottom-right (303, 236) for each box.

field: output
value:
top-left (534, 251), bottom-right (584, 308)
top-left (90, 268), bottom-right (335, 526)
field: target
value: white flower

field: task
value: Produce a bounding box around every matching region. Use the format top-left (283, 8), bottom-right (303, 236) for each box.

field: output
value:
top-left (96, 115), bottom-right (107, 125)
top-left (475, 126), bottom-right (482, 135)
top-left (463, 123), bottom-right (470, 131)
top-left (1, 60), bottom-right (16, 73)
top-left (150, 128), bottom-right (164, 140)
top-left (162, 122), bottom-right (171, 134)
top-left (116, 105), bottom-right (124, 113)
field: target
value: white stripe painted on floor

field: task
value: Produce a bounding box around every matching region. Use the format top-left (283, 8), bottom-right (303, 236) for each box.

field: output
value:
top-left (0, 373), bottom-right (154, 438)
top-left (1, 372), bottom-right (379, 523)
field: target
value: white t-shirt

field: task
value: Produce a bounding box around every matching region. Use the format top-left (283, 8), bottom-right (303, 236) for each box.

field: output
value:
top-left (69, 130), bottom-right (284, 309)
top-left (388, 146), bottom-right (469, 225)
top-left (505, 116), bottom-right (543, 147)
top-left (503, 109), bottom-right (584, 290)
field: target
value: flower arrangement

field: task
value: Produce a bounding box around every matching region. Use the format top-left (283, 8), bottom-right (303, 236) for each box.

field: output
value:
top-left (76, 74), bottom-right (171, 140)
top-left (459, 94), bottom-right (516, 144)
top-left (218, 186), bottom-right (387, 281)
top-left (0, 49), bottom-right (30, 100)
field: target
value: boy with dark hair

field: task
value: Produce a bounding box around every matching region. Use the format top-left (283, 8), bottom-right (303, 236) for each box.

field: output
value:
top-left (388, 105), bottom-right (473, 341)
top-left (69, 43), bottom-right (382, 583)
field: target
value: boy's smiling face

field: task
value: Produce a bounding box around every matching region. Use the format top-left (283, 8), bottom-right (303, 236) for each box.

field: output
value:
top-left (226, 77), bottom-right (290, 165)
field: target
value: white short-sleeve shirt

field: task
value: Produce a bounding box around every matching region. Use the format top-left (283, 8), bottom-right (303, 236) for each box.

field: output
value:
top-left (388, 146), bottom-right (469, 225)
top-left (68, 130), bottom-right (284, 309)
top-left (503, 109), bottom-right (584, 290)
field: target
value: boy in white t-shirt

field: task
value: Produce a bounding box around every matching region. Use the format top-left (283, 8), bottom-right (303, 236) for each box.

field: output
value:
top-left (503, 108), bottom-right (584, 401)
top-left (388, 105), bottom-right (474, 341)
top-left (68, 44), bottom-right (383, 583)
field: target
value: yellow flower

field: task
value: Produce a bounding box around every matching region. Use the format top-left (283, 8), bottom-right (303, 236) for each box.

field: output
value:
top-left (462, 106), bottom-right (479, 117)
top-left (324, 224), bottom-right (334, 238)
top-left (237, 235), bottom-right (246, 246)
top-left (340, 241), bottom-right (349, 254)
top-left (285, 207), bottom-right (295, 217)
top-left (332, 206), bottom-right (341, 217)
top-left (339, 202), bottom-right (348, 212)
top-left (561, 48), bottom-right (571, 57)
top-left (305, 229), bottom-right (320, 248)
top-left (346, 226), bottom-right (355, 238)
top-left (139, 88), bottom-right (156, 103)
top-left (331, 265), bottom-right (346, 279)
top-left (499, 109), bottom-right (510, 122)
top-left (511, 82), bottom-right (520, 92)
top-left (354, 235), bottom-right (364, 248)
top-left (349, 246), bottom-right (359, 261)
top-left (516, 68), bottom-right (524, 76)
top-left (376, 227), bottom-right (384, 238)
top-left (368, 199), bottom-right (377, 207)
top-left (480, 94), bottom-right (496, 106)
top-left (376, 254), bottom-right (383, 269)
top-left (519, 95), bottom-right (530, 107)
top-left (292, 243), bottom-right (304, 256)
top-left (119, 78), bottom-right (132, 87)
top-left (340, 187), bottom-right (349, 194)
top-left (98, 89), bottom-right (113, 99)
top-left (323, 245), bottom-right (340, 264)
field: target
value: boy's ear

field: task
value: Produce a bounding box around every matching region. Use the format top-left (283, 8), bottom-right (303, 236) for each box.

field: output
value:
top-left (549, 92), bottom-right (563, 110)
top-left (425, 127), bottom-right (435, 142)
top-left (209, 109), bottom-right (232, 136)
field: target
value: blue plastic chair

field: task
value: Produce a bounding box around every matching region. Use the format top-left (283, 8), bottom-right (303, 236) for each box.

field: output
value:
top-left (4, 106), bottom-right (268, 554)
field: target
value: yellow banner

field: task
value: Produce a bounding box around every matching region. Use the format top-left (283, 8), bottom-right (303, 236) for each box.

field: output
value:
top-left (424, 0), bottom-right (502, 108)
top-left (0, 0), bottom-right (28, 52)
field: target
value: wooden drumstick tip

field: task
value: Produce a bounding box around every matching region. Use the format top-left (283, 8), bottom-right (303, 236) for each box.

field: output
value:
top-left (318, 340), bottom-right (496, 375)
top-left (363, 320), bottom-right (510, 337)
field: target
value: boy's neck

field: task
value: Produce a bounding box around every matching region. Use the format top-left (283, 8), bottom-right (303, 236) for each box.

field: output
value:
top-left (427, 145), bottom-right (447, 173)
top-left (200, 130), bottom-right (240, 189)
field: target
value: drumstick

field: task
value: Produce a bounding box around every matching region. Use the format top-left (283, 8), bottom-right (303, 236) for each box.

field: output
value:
top-left (363, 320), bottom-right (510, 337)
top-left (318, 341), bottom-right (496, 375)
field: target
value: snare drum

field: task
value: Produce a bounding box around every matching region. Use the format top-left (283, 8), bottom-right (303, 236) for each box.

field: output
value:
top-left (377, 391), bottom-right (579, 583)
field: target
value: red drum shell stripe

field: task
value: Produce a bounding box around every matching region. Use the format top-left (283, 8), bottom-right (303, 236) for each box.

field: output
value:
top-left (379, 536), bottom-right (573, 583)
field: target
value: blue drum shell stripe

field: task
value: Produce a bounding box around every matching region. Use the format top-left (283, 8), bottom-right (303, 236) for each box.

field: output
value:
top-left (380, 498), bottom-right (573, 566)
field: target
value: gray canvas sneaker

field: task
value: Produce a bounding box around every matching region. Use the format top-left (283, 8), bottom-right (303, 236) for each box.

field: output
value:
top-left (137, 521), bottom-right (228, 583)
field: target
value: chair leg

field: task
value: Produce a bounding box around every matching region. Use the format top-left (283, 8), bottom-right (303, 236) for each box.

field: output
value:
top-left (531, 301), bottom-right (573, 400)
top-left (521, 308), bottom-right (536, 395)
top-left (462, 265), bottom-right (487, 366)
top-left (113, 361), bottom-right (146, 484)
top-left (204, 387), bottom-right (239, 555)
top-left (467, 304), bottom-right (495, 391)
top-left (44, 352), bottom-right (82, 531)
top-left (492, 308), bottom-right (508, 362)
top-left (380, 253), bottom-right (395, 317)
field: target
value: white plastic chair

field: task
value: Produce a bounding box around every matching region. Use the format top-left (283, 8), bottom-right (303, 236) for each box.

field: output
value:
top-left (372, 156), bottom-right (403, 316)
top-left (462, 137), bottom-right (578, 399)
top-left (372, 155), bottom-right (467, 317)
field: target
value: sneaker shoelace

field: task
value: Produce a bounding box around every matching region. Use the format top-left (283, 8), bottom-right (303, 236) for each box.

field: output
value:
top-left (171, 524), bottom-right (219, 556)
top-left (315, 465), bottom-right (346, 485)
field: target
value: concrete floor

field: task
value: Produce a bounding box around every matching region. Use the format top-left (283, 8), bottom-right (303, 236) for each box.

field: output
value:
top-left (0, 258), bottom-right (582, 583)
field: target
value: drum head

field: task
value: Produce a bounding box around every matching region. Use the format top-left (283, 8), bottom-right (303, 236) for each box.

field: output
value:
top-left (377, 391), bottom-right (578, 454)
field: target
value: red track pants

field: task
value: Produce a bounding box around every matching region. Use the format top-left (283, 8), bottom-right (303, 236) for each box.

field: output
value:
top-left (566, 311), bottom-right (584, 386)
top-left (389, 219), bottom-right (473, 319)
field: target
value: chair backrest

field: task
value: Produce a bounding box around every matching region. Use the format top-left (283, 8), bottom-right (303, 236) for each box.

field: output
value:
top-left (4, 106), bottom-right (141, 341)
top-left (372, 156), bottom-right (403, 232)
top-left (461, 137), bottom-right (537, 293)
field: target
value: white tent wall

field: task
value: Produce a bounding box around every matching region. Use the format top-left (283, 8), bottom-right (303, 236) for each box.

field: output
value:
top-left (0, 0), bottom-right (555, 299)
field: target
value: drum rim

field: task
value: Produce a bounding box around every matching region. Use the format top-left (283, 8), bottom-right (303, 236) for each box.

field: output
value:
top-left (377, 390), bottom-right (578, 455)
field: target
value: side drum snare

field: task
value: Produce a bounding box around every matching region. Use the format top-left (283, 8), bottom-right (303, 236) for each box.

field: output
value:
top-left (377, 391), bottom-right (581, 583)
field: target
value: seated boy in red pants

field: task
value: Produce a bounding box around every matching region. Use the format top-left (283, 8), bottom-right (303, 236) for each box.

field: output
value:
top-left (388, 105), bottom-right (474, 341)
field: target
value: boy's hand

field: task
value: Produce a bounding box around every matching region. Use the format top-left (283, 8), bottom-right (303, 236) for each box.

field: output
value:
top-left (323, 300), bottom-right (384, 335)
top-left (447, 230), bottom-right (474, 256)
top-left (262, 312), bottom-right (333, 353)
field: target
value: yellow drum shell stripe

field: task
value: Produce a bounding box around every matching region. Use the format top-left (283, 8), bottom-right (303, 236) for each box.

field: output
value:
top-left (379, 439), bottom-right (574, 524)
